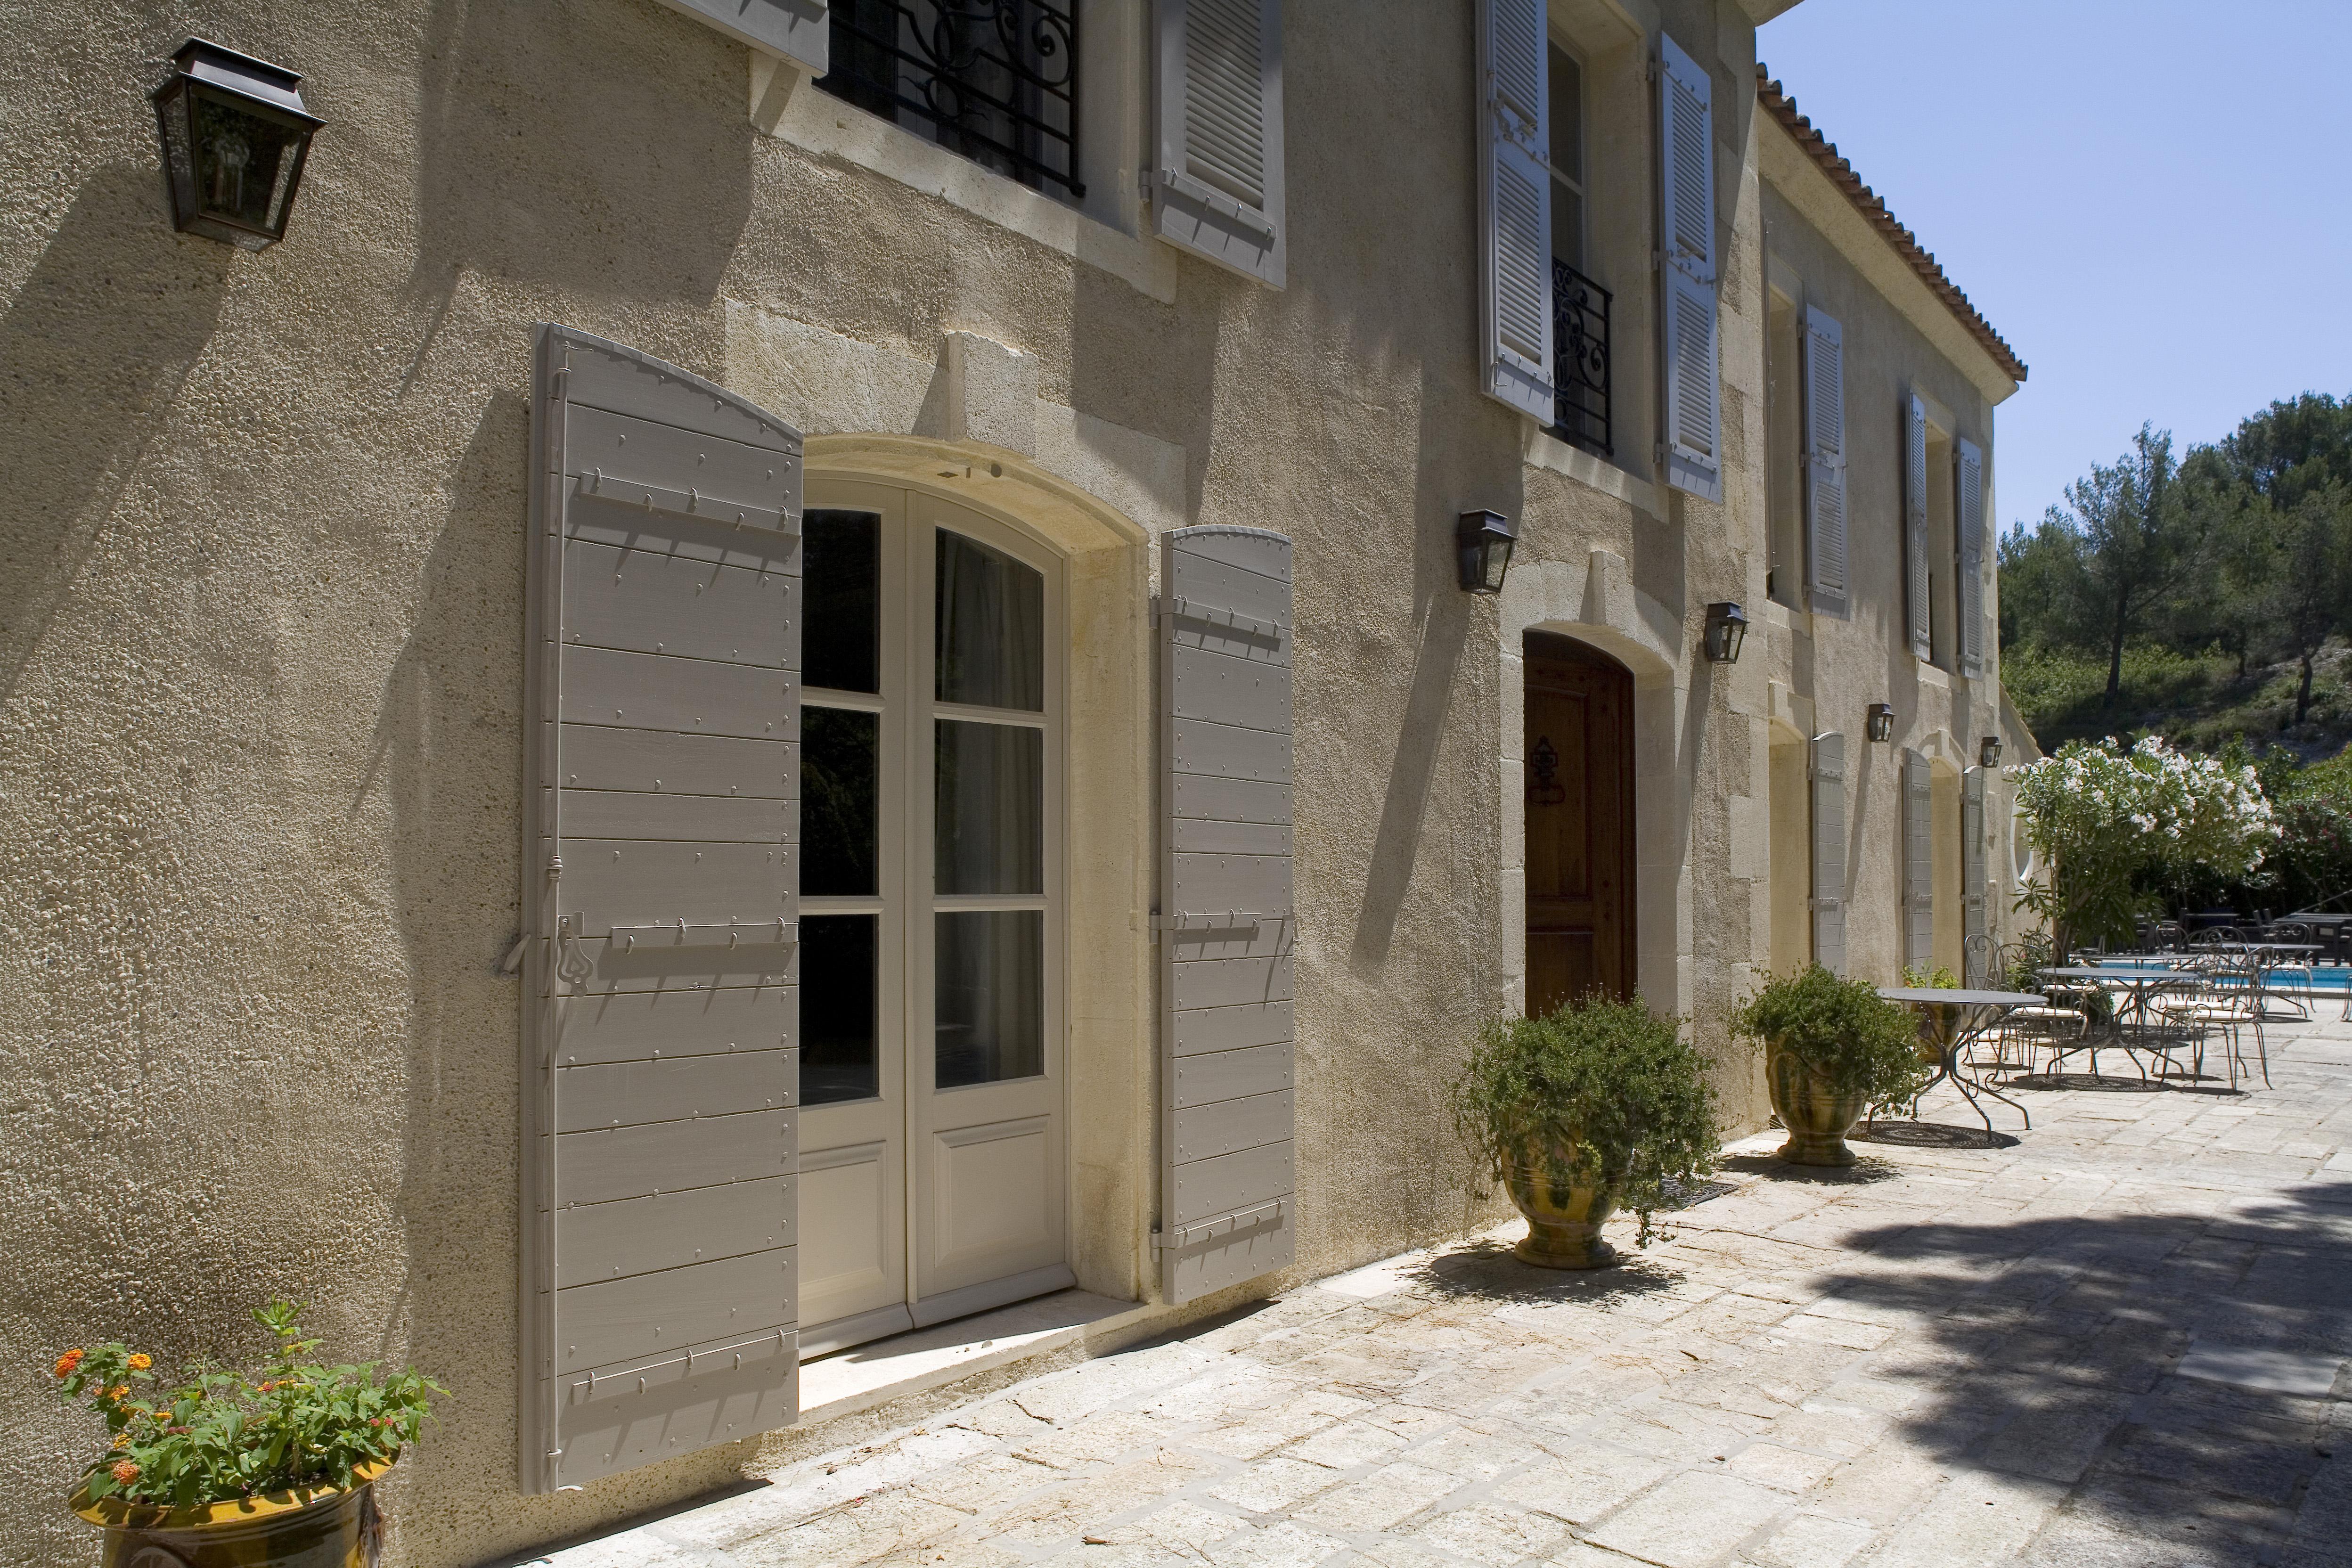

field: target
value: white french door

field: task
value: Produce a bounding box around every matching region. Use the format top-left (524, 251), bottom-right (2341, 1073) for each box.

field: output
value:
top-left (796, 481), bottom-right (1069, 1355)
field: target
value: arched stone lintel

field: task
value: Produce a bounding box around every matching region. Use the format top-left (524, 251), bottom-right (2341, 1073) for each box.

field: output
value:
top-left (806, 433), bottom-right (1150, 558)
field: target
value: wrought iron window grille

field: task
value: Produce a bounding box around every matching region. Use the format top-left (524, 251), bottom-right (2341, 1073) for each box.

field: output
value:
top-left (1550, 258), bottom-right (1612, 458)
top-left (820, 0), bottom-right (1083, 199)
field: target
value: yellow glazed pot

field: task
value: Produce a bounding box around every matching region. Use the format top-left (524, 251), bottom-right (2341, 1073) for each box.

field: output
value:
top-left (1765, 1039), bottom-right (1869, 1167)
top-left (1502, 1147), bottom-right (1619, 1268)
top-left (70, 1460), bottom-right (387, 1568)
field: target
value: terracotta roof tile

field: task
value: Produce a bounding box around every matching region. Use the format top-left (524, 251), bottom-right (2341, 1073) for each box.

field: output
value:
top-left (1756, 64), bottom-right (2027, 384)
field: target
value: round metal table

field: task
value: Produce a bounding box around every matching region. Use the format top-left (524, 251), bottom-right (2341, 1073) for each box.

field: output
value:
top-left (1875, 988), bottom-right (2047, 1134)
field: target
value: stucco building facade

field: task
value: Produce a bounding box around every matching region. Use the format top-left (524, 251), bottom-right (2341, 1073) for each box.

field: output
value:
top-left (0, 1), bottom-right (2033, 1562)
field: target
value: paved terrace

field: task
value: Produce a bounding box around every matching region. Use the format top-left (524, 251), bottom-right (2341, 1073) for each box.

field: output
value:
top-left (528, 1016), bottom-right (2352, 1568)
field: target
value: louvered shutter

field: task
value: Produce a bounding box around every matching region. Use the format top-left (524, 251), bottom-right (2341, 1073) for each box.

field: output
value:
top-left (653, 0), bottom-right (825, 74)
top-left (1956, 436), bottom-right (1985, 678)
top-left (1658, 33), bottom-right (1720, 503)
top-left (1476, 0), bottom-right (1554, 420)
top-left (525, 325), bottom-right (803, 1493)
top-left (1902, 750), bottom-right (1933, 970)
top-left (1809, 732), bottom-right (1847, 978)
top-left (1905, 394), bottom-right (1932, 660)
top-left (1159, 525), bottom-right (1295, 1305)
top-left (1152, 0), bottom-right (1286, 287)
top-left (1802, 306), bottom-right (1848, 619)
top-left (1962, 766), bottom-right (1989, 983)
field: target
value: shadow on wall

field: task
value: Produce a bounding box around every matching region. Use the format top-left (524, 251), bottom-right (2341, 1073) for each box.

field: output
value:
top-left (362, 390), bottom-right (536, 1555)
top-left (0, 162), bottom-right (231, 696)
top-left (1803, 1181), bottom-right (2352, 1561)
top-left (405, 0), bottom-right (757, 363)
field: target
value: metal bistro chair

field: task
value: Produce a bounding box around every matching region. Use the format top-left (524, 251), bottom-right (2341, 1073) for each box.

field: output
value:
top-left (1992, 941), bottom-right (2092, 1077)
top-left (2156, 952), bottom-right (2271, 1089)
top-left (2261, 924), bottom-right (2318, 1022)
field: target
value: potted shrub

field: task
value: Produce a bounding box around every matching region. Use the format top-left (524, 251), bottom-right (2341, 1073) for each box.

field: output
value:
top-left (53, 1299), bottom-right (441, 1568)
top-left (1736, 965), bottom-right (1926, 1166)
top-left (1449, 996), bottom-right (1720, 1269)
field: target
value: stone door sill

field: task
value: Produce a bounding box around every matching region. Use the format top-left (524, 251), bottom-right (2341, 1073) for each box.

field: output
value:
top-left (798, 1288), bottom-right (1152, 1425)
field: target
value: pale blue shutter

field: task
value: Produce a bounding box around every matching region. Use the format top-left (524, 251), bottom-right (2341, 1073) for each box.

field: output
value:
top-left (1962, 766), bottom-right (1989, 983)
top-left (1658, 33), bottom-right (1720, 502)
top-left (1803, 306), bottom-right (1848, 618)
top-left (1158, 526), bottom-right (1296, 1305)
top-left (1903, 749), bottom-right (1934, 970)
top-left (1957, 436), bottom-right (1986, 678)
top-left (1478, 0), bottom-right (1554, 419)
top-left (653, 0), bottom-right (825, 73)
top-left (526, 325), bottom-right (803, 1492)
top-left (1152, 0), bottom-right (1287, 286)
top-left (1906, 394), bottom-right (1932, 661)
top-left (1810, 732), bottom-right (1846, 977)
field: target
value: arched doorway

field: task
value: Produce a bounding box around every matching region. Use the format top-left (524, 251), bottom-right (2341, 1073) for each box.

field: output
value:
top-left (1524, 632), bottom-right (1637, 1012)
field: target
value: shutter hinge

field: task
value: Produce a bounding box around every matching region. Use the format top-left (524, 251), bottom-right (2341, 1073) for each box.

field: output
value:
top-left (1139, 167), bottom-right (1154, 202)
top-left (548, 364), bottom-right (569, 401)
top-left (1647, 57), bottom-right (1660, 83)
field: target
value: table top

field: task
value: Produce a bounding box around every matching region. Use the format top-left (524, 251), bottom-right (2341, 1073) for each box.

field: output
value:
top-left (2041, 967), bottom-right (2188, 984)
top-left (1876, 988), bottom-right (2048, 1006)
top-left (2195, 942), bottom-right (2322, 954)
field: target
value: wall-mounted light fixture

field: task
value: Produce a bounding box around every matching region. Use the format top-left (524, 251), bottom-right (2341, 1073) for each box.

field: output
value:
top-left (152, 39), bottom-right (322, 249)
top-left (1455, 510), bottom-right (1518, 596)
top-left (1701, 602), bottom-right (1747, 664)
top-left (1979, 735), bottom-right (2003, 768)
top-left (1865, 703), bottom-right (1895, 743)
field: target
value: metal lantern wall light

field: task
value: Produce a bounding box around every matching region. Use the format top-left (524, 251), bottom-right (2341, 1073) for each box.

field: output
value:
top-left (1455, 510), bottom-right (1518, 595)
top-left (1865, 703), bottom-right (1895, 743)
top-left (1701, 602), bottom-right (1747, 663)
top-left (152, 40), bottom-right (322, 248)
top-left (1979, 735), bottom-right (2003, 768)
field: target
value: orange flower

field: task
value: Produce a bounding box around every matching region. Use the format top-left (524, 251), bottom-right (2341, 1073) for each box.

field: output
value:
top-left (126, 1354), bottom-right (151, 1372)
top-left (52, 1349), bottom-right (84, 1379)
top-left (255, 1380), bottom-right (276, 1394)
top-left (106, 1386), bottom-right (129, 1402)
top-left (111, 1434), bottom-right (130, 1450)
top-left (109, 1462), bottom-right (139, 1485)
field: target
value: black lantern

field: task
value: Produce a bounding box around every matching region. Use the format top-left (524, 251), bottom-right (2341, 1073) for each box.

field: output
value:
top-left (1979, 735), bottom-right (2003, 768)
top-left (1702, 602), bottom-right (1747, 664)
top-left (1865, 703), bottom-right (1895, 743)
top-left (152, 40), bottom-right (322, 249)
top-left (1455, 510), bottom-right (1518, 596)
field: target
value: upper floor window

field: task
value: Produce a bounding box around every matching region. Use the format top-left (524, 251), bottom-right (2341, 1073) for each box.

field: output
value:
top-left (1545, 37), bottom-right (1609, 457)
top-left (1546, 42), bottom-right (1584, 270)
top-left (818, 1), bottom-right (1085, 198)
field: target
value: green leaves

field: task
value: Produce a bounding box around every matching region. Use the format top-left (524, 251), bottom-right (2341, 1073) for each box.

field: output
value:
top-left (50, 1300), bottom-right (443, 1510)
top-left (1449, 998), bottom-right (1720, 1248)
top-left (1736, 965), bottom-right (1927, 1114)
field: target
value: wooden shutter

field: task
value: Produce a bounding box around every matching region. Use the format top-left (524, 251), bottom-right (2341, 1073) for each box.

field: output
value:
top-left (1962, 766), bottom-right (1989, 983)
top-left (525, 325), bottom-right (803, 1493)
top-left (1809, 731), bottom-right (1846, 978)
top-left (1905, 394), bottom-right (1932, 661)
top-left (1903, 750), bottom-right (1933, 970)
top-left (1152, 0), bottom-right (1286, 287)
top-left (1477, 0), bottom-right (1554, 419)
top-left (1956, 436), bottom-right (1985, 678)
top-left (653, 0), bottom-right (825, 74)
top-left (1802, 306), bottom-right (1848, 618)
top-left (1658, 33), bottom-right (1720, 502)
top-left (1159, 525), bottom-right (1295, 1306)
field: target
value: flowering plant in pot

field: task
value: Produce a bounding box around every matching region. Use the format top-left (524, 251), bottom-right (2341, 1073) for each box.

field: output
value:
top-left (1449, 996), bottom-right (1720, 1268)
top-left (1736, 965), bottom-right (1925, 1166)
top-left (53, 1299), bottom-right (442, 1568)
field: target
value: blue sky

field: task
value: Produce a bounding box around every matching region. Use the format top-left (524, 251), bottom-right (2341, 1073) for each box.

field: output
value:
top-left (1758, 0), bottom-right (2352, 539)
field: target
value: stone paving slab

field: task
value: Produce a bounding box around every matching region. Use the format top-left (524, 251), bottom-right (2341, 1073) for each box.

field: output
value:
top-left (526, 1019), bottom-right (2352, 1568)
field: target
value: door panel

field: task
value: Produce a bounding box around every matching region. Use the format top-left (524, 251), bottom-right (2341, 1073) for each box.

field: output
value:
top-left (1524, 635), bottom-right (1636, 1011)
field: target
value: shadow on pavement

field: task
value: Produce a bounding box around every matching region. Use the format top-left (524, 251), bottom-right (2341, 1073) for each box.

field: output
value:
top-left (1853, 1119), bottom-right (2023, 1151)
top-left (1409, 1239), bottom-right (1687, 1306)
top-left (1804, 1178), bottom-right (2352, 1564)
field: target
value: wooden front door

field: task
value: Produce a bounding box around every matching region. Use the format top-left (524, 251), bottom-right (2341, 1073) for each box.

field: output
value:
top-left (1524, 633), bottom-right (1636, 1012)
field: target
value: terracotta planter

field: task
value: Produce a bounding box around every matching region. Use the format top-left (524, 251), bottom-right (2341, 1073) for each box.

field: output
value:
top-left (1502, 1148), bottom-right (1620, 1268)
top-left (71, 1460), bottom-right (386, 1568)
top-left (1765, 1039), bottom-right (1869, 1167)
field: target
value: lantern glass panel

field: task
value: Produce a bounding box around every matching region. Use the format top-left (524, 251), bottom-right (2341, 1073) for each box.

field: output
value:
top-left (190, 89), bottom-right (310, 237)
top-left (1478, 537), bottom-right (1513, 594)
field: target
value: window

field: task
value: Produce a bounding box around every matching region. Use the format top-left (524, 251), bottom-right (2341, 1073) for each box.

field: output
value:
top-left (1926, 426), bottom-right (1955, 668)
top-left (1545, 38), bottom-right (1610, 456)
top-left (818, 0), bottom-right (1083, 198)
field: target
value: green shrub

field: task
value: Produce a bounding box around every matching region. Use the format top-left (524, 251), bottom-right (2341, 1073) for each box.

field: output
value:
top-left (1448, 997), bottom-right (1719, 1246)
top-left (1734, 965), bottom-right (1927, 1112)
top-left (52, 1300), bottom-right (441, 1508)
